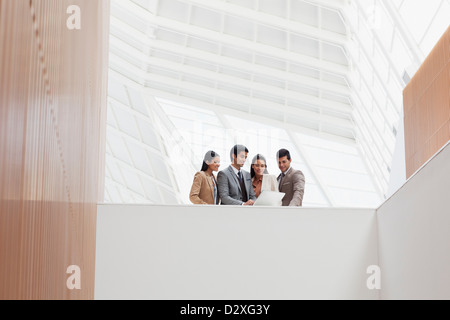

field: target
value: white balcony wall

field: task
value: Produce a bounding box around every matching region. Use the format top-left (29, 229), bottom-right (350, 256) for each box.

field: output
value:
top-left (95, 205), bottom-right (379, 300)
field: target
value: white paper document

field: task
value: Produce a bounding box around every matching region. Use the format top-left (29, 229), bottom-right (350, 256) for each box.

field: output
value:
top-left (254, 191), bottom-right (285, 207)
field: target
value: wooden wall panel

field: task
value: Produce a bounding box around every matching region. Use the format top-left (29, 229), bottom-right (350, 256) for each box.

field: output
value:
top-left (0, 0), bottom-right (109, 300)
top-left (404, 27), bottom-right (450, 178)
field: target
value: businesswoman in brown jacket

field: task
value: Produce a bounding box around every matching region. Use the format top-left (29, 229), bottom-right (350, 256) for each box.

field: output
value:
top-left (189, 151), bottom-right (221, 205)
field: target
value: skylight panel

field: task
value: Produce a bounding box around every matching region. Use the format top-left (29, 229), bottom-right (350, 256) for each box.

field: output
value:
top-left (290, 0), bottom-right (319, 27)
top-left (191, 6), bottom-right (222, 31)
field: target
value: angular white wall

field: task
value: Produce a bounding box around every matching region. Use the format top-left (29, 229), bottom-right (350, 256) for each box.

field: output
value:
top-left (378, 142), bottom-right (450, 299)
top-left (95, 206), bottom-right (379, 300)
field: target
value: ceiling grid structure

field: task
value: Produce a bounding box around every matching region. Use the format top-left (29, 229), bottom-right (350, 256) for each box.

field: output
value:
top-left (105, 0), bottom-right (449, 207)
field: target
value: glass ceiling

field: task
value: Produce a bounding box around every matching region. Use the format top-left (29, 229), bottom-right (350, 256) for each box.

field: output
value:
top-left (104, 0), bottom-right (450, 208)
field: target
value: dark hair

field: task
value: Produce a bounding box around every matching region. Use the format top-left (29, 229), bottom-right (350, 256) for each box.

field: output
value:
top-left (276, 149), bottom-right (291, 161)
top-left (201, 150), bottom-right (220, 172)
top-left (250, 154), bottom-right (269, 178)
top-left (230, 145), bottom-right (249, 162)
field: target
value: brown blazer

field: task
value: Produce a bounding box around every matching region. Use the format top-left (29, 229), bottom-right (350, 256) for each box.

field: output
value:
top-left (278, 167), bottom-right (305, 207)
top-left (189, 171), bottom-right (219, 205)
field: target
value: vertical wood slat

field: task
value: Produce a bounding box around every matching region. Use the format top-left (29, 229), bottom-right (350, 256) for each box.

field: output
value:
top-left (0, 0), bottom-right (109, 300)
top-left (404, 27), bottom-right (450, 179)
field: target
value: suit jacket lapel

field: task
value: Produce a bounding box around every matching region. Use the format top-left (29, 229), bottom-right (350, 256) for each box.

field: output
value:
top-left (279, 167), bottom-right (294, 191)
top-left (204, 172), bottom-right (215, 201)
top-left (242, 171), bottom-right (249, 194)
top-left (286, 167), bottom-right (294, 181)
top-left (228, 166), bottom-right (242, 192)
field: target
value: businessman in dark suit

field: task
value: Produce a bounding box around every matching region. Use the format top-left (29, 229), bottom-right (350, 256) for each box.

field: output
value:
top-left (277, 149), bottom-right (306, 207)
top-left (218, 145), bottom-right (257, 206)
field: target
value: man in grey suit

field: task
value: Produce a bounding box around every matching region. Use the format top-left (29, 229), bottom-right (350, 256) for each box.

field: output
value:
top-left (218, 145), bottom-right (257, 206)
top-left (277, 149), bottom-right (306, 207)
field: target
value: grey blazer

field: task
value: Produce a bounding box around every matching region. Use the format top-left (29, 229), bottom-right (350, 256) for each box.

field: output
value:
top-left (278, 167), bottom-right (305, 207)
top-left (217, 166), bottom-right (257, 205)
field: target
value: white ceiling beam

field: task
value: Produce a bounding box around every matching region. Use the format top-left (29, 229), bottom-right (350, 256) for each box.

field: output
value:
top-left (303, 0), bottom-right (347, 11)
top-left (149, 58), bottom-right (352, 115)
top-left (111, 0), bottom-right (154, 27)
top-left (109, 42), bottom-right (353, 113)
top-left (352, 110), bottom-right (392, 178)
top-left (108, 40), bottom-right (353, 115)
top-left (110, 2), bottom-right (352, 83)
top-left (141, 72), bottom-right (353, 127)
top-left (108, 54), bottom-right (354, 140)
top-left (145, 38), bottom-right (350, 97)
top-left (109, 36), bottom-right (351, 99)
top-left (107, 105), bottom-right (186, 192)
top-left (138, 85), bottom-right (358, 145)
top-left (137, 16), bottom-right (350, 77)
top-left (176, 0), bottom-right (349, 47)
top-left (108, 68), bottom-right (356, 142)
top-left (343, 2), bottom-right (404, 82)
top-left (344, 4), bottom-right (406, 112)
top-left (347, 69), bottom-right (396, 162)
top-left (108, 61), bottom-right (353, 128)
top-left (105, 148), bottom-right (178, 197)
top-left (355, 136), bottom-right (387, 199)
top-left (109, 54), bottom-right (147, 84)
top-left (146, 97), bottom-right (204, 173)
top-left (379, 0), bottom-right (425, 63)
top-left (108, 26), bottom-right (350, 97)
top-left (353, 121), bottom-right (390, 187)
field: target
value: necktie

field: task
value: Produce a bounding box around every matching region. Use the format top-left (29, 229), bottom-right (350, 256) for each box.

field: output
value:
top-left (279, 173), bottom-right (285, 192)
top-left (238, 171), bottom-right (248, 202)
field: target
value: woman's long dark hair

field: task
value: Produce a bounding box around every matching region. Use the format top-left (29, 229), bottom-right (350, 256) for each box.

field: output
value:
top-left (250, 154), bottom-right (269, 178)
top-left (201, 150), bottom-right (220, 172)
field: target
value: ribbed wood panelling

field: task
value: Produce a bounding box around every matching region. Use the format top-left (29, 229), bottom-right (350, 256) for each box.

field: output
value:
top-left (0, 0), bottom-right (109, 300)
top-left (404, 27), bottom-right (450, 179)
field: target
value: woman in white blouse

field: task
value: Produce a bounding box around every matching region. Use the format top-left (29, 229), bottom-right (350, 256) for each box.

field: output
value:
top-left (250, 154), bottom-right (278, 199)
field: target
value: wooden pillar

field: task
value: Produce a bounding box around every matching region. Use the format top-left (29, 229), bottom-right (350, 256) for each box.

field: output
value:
top-left (0, 0), bottom-right (109, 300)
top-left (404, 27), bottom-right (450, 178)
